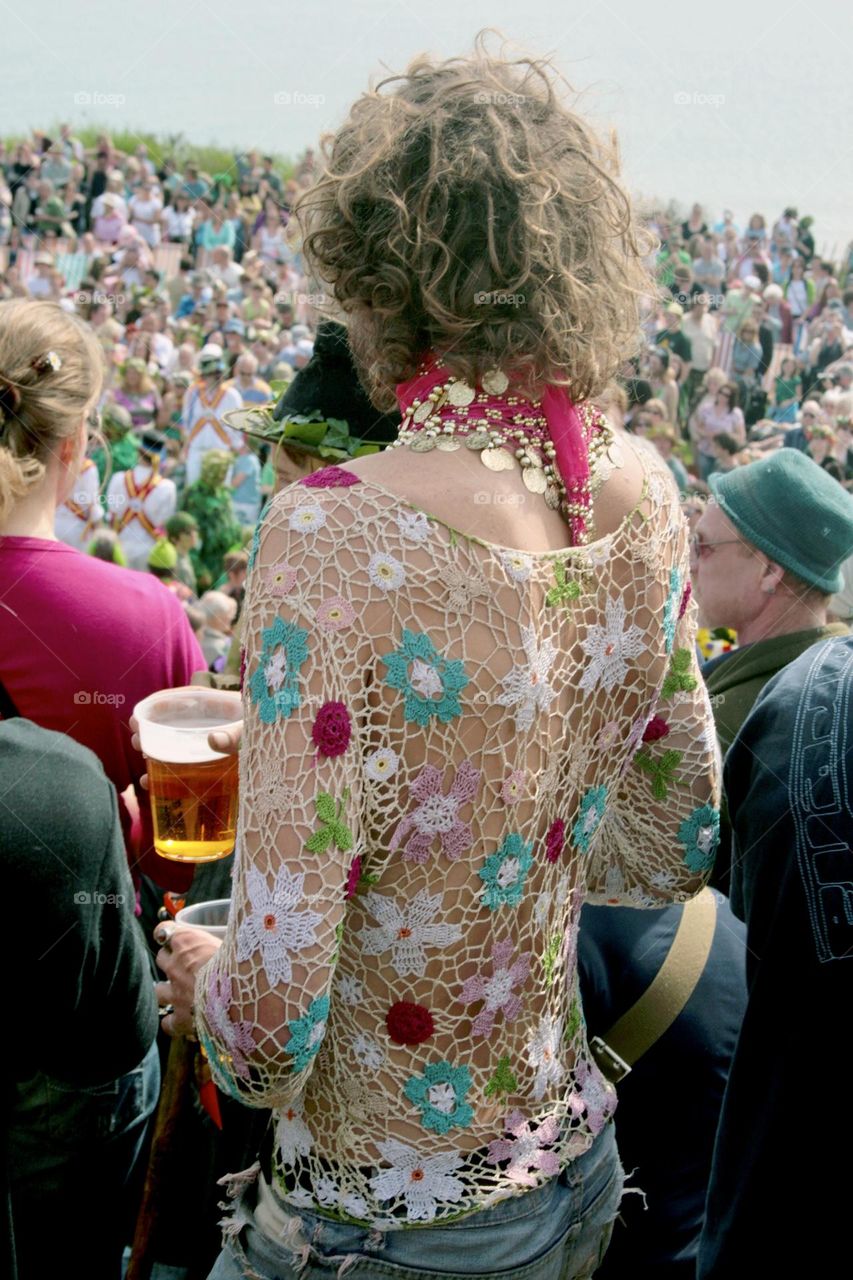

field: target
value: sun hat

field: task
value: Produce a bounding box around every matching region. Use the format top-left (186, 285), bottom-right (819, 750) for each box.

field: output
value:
top-left (709, 450), bottom-right (853, 592)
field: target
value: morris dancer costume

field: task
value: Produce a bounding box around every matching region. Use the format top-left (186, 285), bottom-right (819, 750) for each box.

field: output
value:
top-left (194, 358), bottom-right (721, 1244)
top-left (107, 446), bottom-right (176, 571)
top-left (55, 457), bottom-right (101, 551)
top-left (182, 372), bottom-right (243, 487)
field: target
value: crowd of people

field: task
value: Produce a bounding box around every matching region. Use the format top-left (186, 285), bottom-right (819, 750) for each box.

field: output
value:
top-left (2, 49), bottom-right (853, 1280)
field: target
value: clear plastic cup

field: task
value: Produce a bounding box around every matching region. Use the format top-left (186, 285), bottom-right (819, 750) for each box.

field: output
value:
top-left (133, 686), bottom-right (242, 862)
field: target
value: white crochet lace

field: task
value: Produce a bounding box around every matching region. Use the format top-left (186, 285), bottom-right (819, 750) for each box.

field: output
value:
top-left (195, 434), bottom-right (720, 1228)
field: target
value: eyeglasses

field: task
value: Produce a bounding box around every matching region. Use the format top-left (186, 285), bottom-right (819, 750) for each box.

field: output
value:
top-left (689, 534), bottom-right (742, 560)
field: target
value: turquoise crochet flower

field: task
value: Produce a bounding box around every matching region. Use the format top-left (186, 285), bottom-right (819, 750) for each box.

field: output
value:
top-left (662, 566), bottom-right (682, 655)
top-left (247, 518), bottom-right (263, 573)
top-left (479, 833), bottom-right (534, 910)
top-left (198, 1027), bottom-right (245, 1103)
top-left (248, 616), bottom-right (310, 724)
top-left (381, 628), bottom-right (469, 726)
top-left (678, 804), bottom-right (720, 874)
top-left (285, 996), bottom-right (330, 1073)
top-left (572, 785), bottom-right (608, 854)
top-left (403, 1059), bottom-right (474, 1134)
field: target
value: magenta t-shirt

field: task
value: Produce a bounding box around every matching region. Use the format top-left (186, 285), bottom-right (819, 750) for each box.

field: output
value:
top-left (0, 537), bottom-right (207, 890)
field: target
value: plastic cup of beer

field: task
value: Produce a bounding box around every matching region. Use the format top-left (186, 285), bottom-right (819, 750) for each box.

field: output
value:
top-left (133, 686), bottom-right (242, 863)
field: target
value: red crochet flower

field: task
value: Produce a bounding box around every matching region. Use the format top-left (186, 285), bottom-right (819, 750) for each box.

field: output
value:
top-left (678, 581), bottom-right (692, 620)
top-left (301, 466), bottom-right (361, 489)
top-left (312, 701), bottom-right (351, 757)
top-left (642, 715), bottom-right (671, 743)
top-left (239, 647), bottom-right (247, 691)
top-left (545, 818), bottom-right (566, 865)
top-left (385, 1001), bottom-right (435, 1046)
top-left (345, 854), bottom-right (362, 900)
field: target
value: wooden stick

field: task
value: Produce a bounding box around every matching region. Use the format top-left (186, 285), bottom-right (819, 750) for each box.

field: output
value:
top-left (127, 1036), bottom-right (196, 1280)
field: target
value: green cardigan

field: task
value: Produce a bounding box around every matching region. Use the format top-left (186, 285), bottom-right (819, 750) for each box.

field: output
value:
top-left (706, 623), bottom-right (849, 755)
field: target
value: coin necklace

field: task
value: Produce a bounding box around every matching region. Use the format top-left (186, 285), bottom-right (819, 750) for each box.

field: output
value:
top-left (390, 364), bottom-right (613, 544)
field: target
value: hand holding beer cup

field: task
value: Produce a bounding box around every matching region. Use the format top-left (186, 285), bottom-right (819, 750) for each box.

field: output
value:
top-left (154, 919), bottom-right (222, 1038)
top-left (132, 687), bottom-right (243, 862)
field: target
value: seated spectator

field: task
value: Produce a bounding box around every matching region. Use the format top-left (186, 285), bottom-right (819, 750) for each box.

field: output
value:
top-left (770, 355), bottom-right (802, 423)
top-left (197, 589), bottom-right (238, 668)
top-left (86, 527), bottom-right (128, 565)
top-left (648, 422), bottom-right (691, 492)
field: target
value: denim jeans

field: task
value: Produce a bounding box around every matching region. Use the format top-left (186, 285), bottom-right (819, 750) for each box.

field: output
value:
top-left (207, 1121), bottom-right (622, 1280)
top-left (8, 1038), bottom-right (160, 1279)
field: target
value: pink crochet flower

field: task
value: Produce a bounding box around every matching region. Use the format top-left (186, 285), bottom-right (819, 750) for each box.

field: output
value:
top-left (344, 854), bottom-right (362, 900)
top-left (312, 701), bottom-right (351, 757)
top-left (300, 465), bottom-right (361, 488)
top-left (458, 938), bottom-right (531, 1038)
top-left (678, 580), bottom-right (692, 620)
top-left (501, 770), bottom-right (526, 805)
top-left (573, 1058), bottom-right (616, 1136)
top-left (642, 715), bottom-right (670, 743)
top-left (264, 561), bottom-right (297, 597)
top-left (487, 1110), bottom-right (561, 1186)
top-left (389, 760), bottom-right (481, 864)
top-left (316, 595), bottom-right (356, 632)
top-left (596, 721), bottom-right (621, 751)
top-left (545, 818), bottom-right (566, 865)
top-left (206, 971), bottom-right (257, 1080)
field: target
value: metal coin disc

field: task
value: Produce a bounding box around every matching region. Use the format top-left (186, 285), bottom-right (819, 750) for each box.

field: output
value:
top-left (436, 437), bottom-right (461, 451)
top-left (544, 485), bottom-right (561, 509)
top-left (522, 466), bottom-right (548, 494)
top-left (412, 400), bottom-right (433, 423)
top-left (482, 368), bottom-right (509, 396)
top-left (464, 430), bottom-right (491, 450)
top-left (410, 436), bottom-right (437, 452)
top-left (447, 380), bottom-right (476, 407)
top-left (481, 448), bottom-right (515, 472)
top-left (607, 437), bottom-right (624, 468)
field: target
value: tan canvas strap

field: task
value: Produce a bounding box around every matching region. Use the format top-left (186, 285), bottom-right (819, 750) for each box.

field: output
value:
top-left (590, 887), bottom-right (717, 1081)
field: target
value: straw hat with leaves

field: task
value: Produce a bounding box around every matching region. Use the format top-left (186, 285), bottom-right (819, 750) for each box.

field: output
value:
top-left (224, 320), bottom-right (400, 460)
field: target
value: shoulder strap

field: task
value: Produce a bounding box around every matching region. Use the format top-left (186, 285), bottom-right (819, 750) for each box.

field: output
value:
top-left (589, 887), bottom-right (717, 1082)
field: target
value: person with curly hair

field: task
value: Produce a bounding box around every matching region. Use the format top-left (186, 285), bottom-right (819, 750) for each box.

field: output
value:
top-left (154, 37), bottom-right (720, 1280)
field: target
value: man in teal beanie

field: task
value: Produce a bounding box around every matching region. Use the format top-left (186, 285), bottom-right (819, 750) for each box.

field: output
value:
top-left (692, 449), bottom-right (853, 890)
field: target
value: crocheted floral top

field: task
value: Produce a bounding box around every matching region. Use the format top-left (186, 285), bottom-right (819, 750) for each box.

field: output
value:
top-left (195, 436), bottom-right (721, 1229)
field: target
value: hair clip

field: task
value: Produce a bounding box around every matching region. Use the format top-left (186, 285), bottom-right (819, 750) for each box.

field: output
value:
top-left (31, 350), bottom-right (62, 374)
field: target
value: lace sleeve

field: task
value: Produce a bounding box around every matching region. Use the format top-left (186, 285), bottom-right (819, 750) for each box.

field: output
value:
top-left (584, 522), bottom-right (722, 906)
top-left (193, 489), bottom-right (363, 1108)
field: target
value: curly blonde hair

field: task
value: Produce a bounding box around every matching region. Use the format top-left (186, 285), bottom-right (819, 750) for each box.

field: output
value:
top-left (297, 34), bottom-right (656, 407)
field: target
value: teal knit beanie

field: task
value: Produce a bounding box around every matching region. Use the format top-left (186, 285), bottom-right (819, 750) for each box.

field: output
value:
top-left (709, 450), bottom-right (853, 593)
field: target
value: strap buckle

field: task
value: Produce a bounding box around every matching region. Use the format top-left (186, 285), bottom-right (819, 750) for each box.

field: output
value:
top-left (589, 1035), bottom-right (632, 1084)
